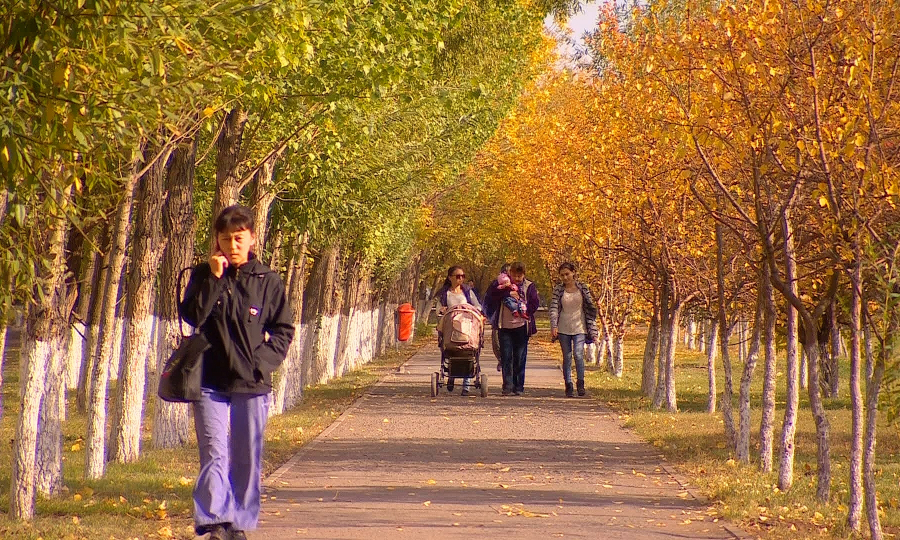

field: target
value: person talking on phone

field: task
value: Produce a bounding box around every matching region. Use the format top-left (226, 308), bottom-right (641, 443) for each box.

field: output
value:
top-left (179, 205), bottom-right (294, 540)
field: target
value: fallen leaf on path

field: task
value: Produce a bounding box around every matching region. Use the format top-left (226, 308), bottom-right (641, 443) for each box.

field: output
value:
top-left (423, 501), bottom-right (431, 507)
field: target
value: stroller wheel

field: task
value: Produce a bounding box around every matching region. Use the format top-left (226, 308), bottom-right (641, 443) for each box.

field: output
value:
top-left (480, 374), bottom-right (489, 397)
top-left (431, 372), bottom-right (439, 397)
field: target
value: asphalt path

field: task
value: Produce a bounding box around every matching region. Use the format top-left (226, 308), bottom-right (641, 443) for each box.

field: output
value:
top-left (250, 337), bottom-right (748, 540)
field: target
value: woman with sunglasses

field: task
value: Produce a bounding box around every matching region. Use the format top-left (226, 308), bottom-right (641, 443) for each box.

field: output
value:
top-left (437, 265), bottom-right (482, 395)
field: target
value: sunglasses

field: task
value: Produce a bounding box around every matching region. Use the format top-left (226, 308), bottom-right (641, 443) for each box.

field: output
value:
top-left (453, 274), bottom-right (466, 279)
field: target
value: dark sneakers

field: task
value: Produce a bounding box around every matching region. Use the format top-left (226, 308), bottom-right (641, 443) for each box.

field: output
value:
top-left (202, 524), bottom-right (229, 540)
top-left (565, 382), bottom-right (575, 398)
top-left (577, 380), bottom-right (586, 397)
top-left (231, 531), bottom-right (248, 540)
top-left (461, 389), bottom-right (470, 396)
top-left (446, 380), bottom-right (455, 392)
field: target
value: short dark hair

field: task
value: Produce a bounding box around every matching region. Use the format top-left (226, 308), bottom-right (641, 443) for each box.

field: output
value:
top-left (558, 262), bottom-right (576, 273)
top-left (214, 205), bottom-right (255, 235)
top-left (510, 261), bottom-right (525, 274)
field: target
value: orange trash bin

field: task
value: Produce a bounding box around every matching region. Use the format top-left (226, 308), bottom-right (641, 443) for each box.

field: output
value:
top-left (397, 303), bottom-right (415, 342)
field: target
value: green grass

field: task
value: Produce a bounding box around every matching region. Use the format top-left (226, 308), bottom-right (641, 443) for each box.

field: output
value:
top-left (535, 327), bottom-right (900, 539)
top-left (0, 337), bottom-right (425, 539)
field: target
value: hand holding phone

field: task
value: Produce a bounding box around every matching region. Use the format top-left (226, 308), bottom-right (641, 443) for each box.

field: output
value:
top-left (210, 250), bottom-right (228, 278)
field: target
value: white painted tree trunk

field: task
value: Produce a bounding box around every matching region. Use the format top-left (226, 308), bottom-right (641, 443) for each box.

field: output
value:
top-left (12, 198), bottom-right (69, 519)
top-left (715, 221), bottom-right (735, 449)
top-left (641, 307), bottom-right (660, 398)
top-left (152, 135), bottom-right (198, 446)
top-left (11, 339), bottom-right (52, 518)
top-left (706, 320), bottom-right (719, 414)
top-left (611, 332), bottom-right (624, 378)
top-left (737, 289), bottom-right (763, 463)
top-left (651, 296), bottom-right (669, 410)
top-left (66, 322), bottom-right (85, 390)
top-left (759, 274), bottom-right (777, 472)
top-left (36, 333), bottom-right (67, 496)
top-left (847, 262), bottom-right (863, 532)
top-left (0, 323), bottom-right (7, 389)
top-left (85, 168), bottom-right (138, 480)
top-left (863, 348), bottom-right (885, 540)
top-left (698, 319), bottom-right (706, 354)
top-left (109, 144), bottom-right (171, 471)
top-left (110, 313), bottom-right (156, 463)
top-left (152, 319), bottom-right (192, 447)
top-left (109, 315), bottom-right (126, 381)
top-left (799, 347), bottom-right (808, 389)
top-left (664, 308), bottom-right (680, 412)
top-left (778, 213), bottom-right (800, 491)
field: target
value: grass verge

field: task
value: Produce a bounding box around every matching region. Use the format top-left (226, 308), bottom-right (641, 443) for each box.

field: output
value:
top-left (0, 337), bottom-right (425, 540)
top-left (534, 327), bottom-right (900, 540)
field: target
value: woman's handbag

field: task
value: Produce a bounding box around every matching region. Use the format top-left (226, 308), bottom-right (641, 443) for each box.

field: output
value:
top-left (158, 267), bottom-right (209, 403)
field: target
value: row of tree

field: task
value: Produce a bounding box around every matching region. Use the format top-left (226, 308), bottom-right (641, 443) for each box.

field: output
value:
top-left (449, 1), bottom-right (899, 538)
top-left (0, 0), bottom-right (573, 521)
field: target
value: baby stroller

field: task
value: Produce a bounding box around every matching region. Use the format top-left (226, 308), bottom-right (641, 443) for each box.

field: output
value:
top-left (432, 303), bottom-right (489, 397)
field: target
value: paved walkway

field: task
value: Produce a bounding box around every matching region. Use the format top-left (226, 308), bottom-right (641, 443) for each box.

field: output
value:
top-left (251, 339), bottom-right (747, 539)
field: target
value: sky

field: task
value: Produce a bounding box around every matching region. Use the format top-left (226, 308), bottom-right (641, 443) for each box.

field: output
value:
top-left (544, 1), bottom-right (605, 65)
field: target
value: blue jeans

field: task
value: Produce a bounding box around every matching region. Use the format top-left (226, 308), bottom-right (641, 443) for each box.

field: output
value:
top-left (193, 389), bottom-right (269, 533)
top-left (498, 326), bottom-right (529, 392)
top-left (559, 333), bottom-right (586, 384)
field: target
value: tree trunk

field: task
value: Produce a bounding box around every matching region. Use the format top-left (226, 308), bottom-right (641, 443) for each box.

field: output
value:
top-left (664, 303), bottom-right (681, 412)
top-left (706, 319), bottom-right (719, 414)
top-left (801, 329), bottom-right (831, 501)
top-left (716, 222), bottom-right (735, 448)
top-left (611, 328), bottom-right (625, 379)
top-left (301, 244), bottom-right (341, 386)
top-left (11, 195), bottom-right (70, 519)
top-left (598, 315), bottom-right (614, 373)
top-left (251, 155), bottom-right (278, 254)
top-left (0, 322), bottom-right (6, 387)
top-left (76, 225), bottom-right (110, 412)
top-left (110, 143), bottom-right (171, 464)
top-left (737, 285), bottom-right (763, 463)
top-left (85, 166), bottom-right (139, 480)
top-left (66, 245), bottom-right (97, 391)
top-left (642, 302), bottom-right (660, 397)
top-left (738, 319), bottom-right (747, 363)
top-left (271, 233), bottom-right (309, 416)
top-left (778, 213), bottom-right (800, 490)
top-left (35, 330), bottom-right (67, 497)
top-left (846, 260), bottom-right (863, 532)
top-left (828, 301), bottom-right (841, 398)
top-left (652, 281), bottom-right (669, 410)
top-left (759, 271), bottom-right (777, 472)
top-left (863, 345), bottom-right (885, 539)
top-left (334, 257), bottom-right (363, 377)
top-left (152, 136), bottom-right (197, 449)
top-left (686, 317), bottom-right (697, 350)
top-left (209, 108), bottom-right (249, 249)
top-left (269, 228), bottom-right (285, 275)
top-left (800, 347), bottom-right (808, 389)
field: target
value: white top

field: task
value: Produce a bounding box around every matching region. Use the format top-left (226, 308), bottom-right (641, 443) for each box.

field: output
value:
top-left (558, 289), bottom-right (586, 335)
top-left (446, 290), bottom-right (481, 310)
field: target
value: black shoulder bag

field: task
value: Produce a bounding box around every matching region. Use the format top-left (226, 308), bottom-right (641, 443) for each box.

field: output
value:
top-left (158, 267), bottom-right (210, 403)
